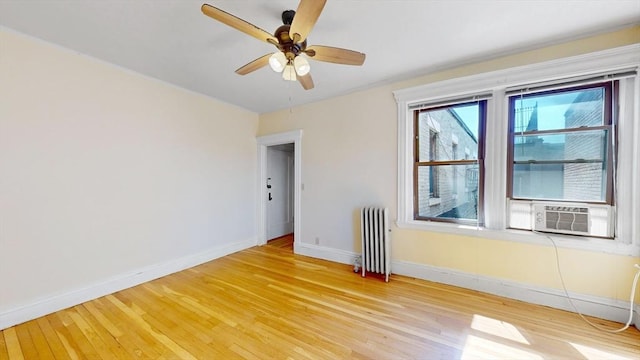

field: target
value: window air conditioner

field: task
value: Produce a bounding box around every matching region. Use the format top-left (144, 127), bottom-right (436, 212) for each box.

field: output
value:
top-left (509, 200), bottom-right (614, 238)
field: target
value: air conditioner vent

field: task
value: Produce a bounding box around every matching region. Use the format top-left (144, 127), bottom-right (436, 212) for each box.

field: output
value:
top-left (508, 200), bottom-right (614, 238)
top-left (543, 206), bottom-right (589, 233)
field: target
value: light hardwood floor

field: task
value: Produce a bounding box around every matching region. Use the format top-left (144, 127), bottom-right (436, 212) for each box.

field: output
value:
top-left (266, 233), bottom-right (294, 251)
top-left (1, 239), bottom-right (639, 359)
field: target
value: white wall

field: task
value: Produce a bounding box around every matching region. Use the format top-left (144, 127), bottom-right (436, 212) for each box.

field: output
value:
top-left (261, 89), bottom-right (397, 252)
top-left (0, 29), bottom-right (258, 328)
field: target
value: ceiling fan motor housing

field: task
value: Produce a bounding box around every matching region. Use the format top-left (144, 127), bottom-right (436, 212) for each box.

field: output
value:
top-left (274, 22), bottom-right (307, 61)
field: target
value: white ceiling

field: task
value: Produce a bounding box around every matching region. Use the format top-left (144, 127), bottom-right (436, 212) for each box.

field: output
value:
top-left (1, 1), bottom-right (639, 114)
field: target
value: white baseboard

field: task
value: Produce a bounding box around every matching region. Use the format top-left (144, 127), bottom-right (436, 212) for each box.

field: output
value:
top-left (296, 243), bottom-right (638, 326)
top-left (295, 242), bottom-right (358, 266)
top-left (0, 238), bottom-right (256, 330)
top-left (393, 259), bottom-right (637, 325)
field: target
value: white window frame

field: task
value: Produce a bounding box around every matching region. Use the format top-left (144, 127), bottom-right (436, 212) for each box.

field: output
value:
top-left (393, 44), bottom-right (640, 256)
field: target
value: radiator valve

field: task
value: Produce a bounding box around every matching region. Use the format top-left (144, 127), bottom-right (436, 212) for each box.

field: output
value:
top-left (353, 255), bottom-right (362, 273)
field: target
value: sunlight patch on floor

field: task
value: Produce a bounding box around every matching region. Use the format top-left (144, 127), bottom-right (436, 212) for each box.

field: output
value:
top-left (570, 342), bottom-right (635, 360)
top-left (462, 314), bottom-right (542, 360)
top-left (461, 334), bottom-right (543, 360)
top-left (471, 314), bottom-right (530, 345)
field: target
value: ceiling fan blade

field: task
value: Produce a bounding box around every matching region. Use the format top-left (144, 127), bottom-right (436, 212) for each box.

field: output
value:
top-left (298, 73), bottom-right (314, 90)
top-left (305, 45), bottom-right (366, 66)
top-left (289, 0), bottom-right (327, 43)
top-left (235, 53), bottom-right (273, 75)
top-left (201, 4), bottom-right (278, 45)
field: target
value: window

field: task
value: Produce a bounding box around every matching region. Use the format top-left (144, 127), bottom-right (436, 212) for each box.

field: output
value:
top-left (394, 44), bottom-right (639, 254)
top-left (507, 83), bottom-right (613, 204)
top-left (414, 101), bottom-right (486, 224)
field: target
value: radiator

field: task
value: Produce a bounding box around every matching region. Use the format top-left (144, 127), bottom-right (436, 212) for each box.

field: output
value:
top-left (359, 207), bottom-right (390, 282)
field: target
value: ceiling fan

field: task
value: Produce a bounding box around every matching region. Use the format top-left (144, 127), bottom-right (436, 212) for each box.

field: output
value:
top-left (201, 0), bottom-right (366, 90)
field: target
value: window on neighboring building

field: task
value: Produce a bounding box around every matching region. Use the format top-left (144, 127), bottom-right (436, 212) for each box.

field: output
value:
top-left (452, 142), bottom-right (458, 196)
top-left (428, 130), bottom-right (440, 198)
top-left (507, 82), bottom-right (614, 204)
top-left (414, 101), bottom-right (486, 224)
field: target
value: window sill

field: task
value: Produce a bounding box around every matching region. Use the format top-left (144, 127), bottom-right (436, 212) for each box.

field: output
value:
top-left (428, 198), bottom-right (441, 206)
top-left (395, 219), bottom-right (639, 257)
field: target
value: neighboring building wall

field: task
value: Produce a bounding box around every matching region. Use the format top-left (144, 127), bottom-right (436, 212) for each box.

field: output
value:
top-left (417, 109), bottom-right (478, 219)
top-left (563, 89), bottom-right (606, 201)
top-left (512, 142), bottom-right (565, 200)
top-left (513, 104), bottom-right (564, 200)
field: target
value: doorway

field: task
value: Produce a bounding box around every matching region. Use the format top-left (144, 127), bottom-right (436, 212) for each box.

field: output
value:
top-left (256, 130), bottom-right (302, 251)
top-left (266, 143), bottom-right (294, 242)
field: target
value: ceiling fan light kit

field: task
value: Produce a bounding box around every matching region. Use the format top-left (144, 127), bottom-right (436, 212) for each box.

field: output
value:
top-left (201, 0), bottom-right (365, 90)
top-left (269, 52), bottom-right (287, 73)
top-left (283, 64), bottom-right (297, 81)
top-left (293, 56), bottom-right (310, 76)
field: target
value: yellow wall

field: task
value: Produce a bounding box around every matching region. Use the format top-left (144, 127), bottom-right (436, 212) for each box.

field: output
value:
top-left (258, 26), bottom-right (640, 304)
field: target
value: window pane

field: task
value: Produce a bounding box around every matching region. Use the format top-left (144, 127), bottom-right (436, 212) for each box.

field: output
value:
top-left (509, 83), bottom-right (612, 204)
top-left (512, 163), bottom-right (606, 202)
top-left (418, 104), bottom-right (480, 162)
top-left (513, 87), bottom-right (605, 132)
top-left (417, 164), bottom-right (479, 221)
top-left (513, 130), bottom-right (607, 162)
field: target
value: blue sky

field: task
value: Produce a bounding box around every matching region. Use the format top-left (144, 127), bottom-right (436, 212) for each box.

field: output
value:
top-left (452, 104), bottom-right (479, 138)
top-left (515, 91), bottom-right (581, 131)
top-left (452, 89), bottom-right (595, 139)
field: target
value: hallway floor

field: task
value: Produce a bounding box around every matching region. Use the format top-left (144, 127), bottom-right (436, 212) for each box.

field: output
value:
top-left (266, 233), bottom-right (293, 251)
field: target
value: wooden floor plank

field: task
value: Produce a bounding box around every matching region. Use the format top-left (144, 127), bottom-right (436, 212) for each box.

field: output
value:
top-left (53, 309), bottom-right (101, 359)
top-left (24, 320), bottom-right (55, 360)
top-left (13, 324), bottom-right (37, 360)
top-left (2, 237), bottom-right (639, 359)
top-left (41, 314), bottom-right (81, 360)
top-left (120, 286), bottom-right (226, 359)
top-left (2, 327), bottom-right (23, 360)
top-left (0, 328), bottom-right (9, 360)
top-left (266, 233), bottom-right (294, 250)
top-left (87, 296), bottom-right (164, 359)
top-left (73, 304), bottom-right (137, 359)
top-left (106, 294), bottom-right (197, 360)
top-left (35, 317), bottom-right (75, 360)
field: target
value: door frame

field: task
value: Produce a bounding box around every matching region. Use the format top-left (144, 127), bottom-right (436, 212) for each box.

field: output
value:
top-left (257, 130), bottom-right (302, 248)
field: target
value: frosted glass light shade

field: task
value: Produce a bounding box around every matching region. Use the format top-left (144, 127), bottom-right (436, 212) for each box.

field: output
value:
top-left (293, 56), bottom-right (310, 76)
top-left (269, 52), bottom-right (287, 73)
top-left (282, 64), bottom-right (297, 81)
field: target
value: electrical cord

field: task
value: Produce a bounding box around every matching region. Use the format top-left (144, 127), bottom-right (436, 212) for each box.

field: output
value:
top-left (537, 230), bottom-right (640, 333)
top-left (538, 80), bottom-right (640, 333)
